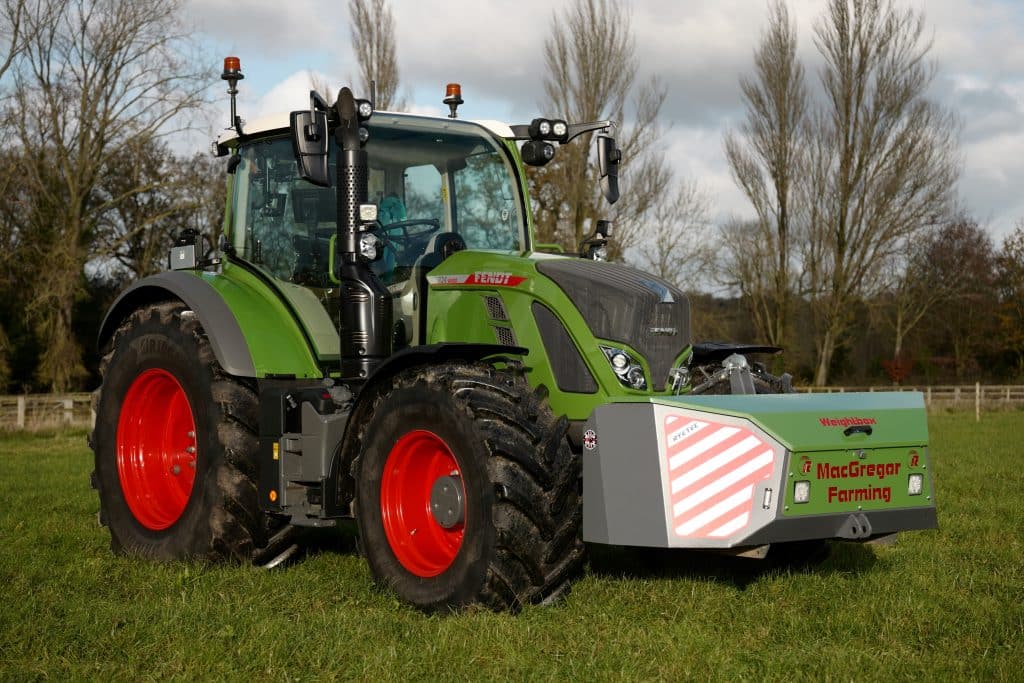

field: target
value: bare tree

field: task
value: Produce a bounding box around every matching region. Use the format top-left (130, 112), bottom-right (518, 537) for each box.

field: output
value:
top-left (800, 0), bottom-right (959, 385)
top-left (723, 1), bottom-right (806, 352)
top-left (347, 0), bottom-right (403, 109)
top-left (308, 71), bottom-right (335, 106)
top-left (532, 0), bottom-right (672, 257)
top-left (718, 218), bottom-right (780, 335)
top-left (924, 220), bottom-right (998, 379)
top-left (996, 223), bottom-right (1024, 377)
top-left (0, 0), bottom-right (59, 82)
top-left (7, 0), bottom-right (208, 390)
top-left (872, 217), bottom-right (954, 373)
top-left (633, 179), bottom-right (711, 289)
top-left (92, 140), bottom-right (225, 280)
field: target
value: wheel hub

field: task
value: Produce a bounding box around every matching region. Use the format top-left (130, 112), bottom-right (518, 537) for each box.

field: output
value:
top-left (430, 475), bottom-right (464, 529)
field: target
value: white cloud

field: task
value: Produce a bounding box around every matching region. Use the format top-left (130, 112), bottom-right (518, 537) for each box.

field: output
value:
top-left (182, 0), bottom-right (1024, 242)
top-left (184, 0), bottom-right (344, 57)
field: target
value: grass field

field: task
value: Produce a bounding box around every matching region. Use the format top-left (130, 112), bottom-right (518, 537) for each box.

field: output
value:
top-left (1, 412), bottom-right (1022, 681)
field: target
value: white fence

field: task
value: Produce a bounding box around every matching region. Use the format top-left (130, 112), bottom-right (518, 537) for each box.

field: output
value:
top-left (798, 384), bottom-right (1024, 409)
top-left (0, 393), bottom-right (94, 430)
top-left (0, 385), bottom-right (1021, 431)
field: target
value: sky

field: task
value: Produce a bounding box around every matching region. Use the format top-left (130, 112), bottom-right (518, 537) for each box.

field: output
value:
top-left (184, 0), bottom-right (1024, 243)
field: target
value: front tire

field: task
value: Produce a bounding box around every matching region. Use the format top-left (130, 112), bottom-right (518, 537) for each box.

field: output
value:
top-left (355, 363), bottom-right (584, 612)
top-left (91, 301), bottom-right (284, 562)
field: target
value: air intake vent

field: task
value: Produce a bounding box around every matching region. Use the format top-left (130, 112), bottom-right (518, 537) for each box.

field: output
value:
top-left (483, 295), bottom-right (509, 321)
top-left (492, 325), bottom-right (517, 346)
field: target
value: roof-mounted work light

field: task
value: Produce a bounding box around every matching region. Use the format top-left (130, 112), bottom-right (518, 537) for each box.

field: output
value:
top-left (527, 118), bottom-right (569, 143)
top-left (443, 83), bottom-right (463, 119)
top-left (221, 56), bottom-right (244, 137)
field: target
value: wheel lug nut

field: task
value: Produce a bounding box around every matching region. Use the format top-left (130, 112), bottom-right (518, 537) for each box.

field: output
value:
top-left (171, 465), bottom-right (181, 475)
top-left (186, 446), bottom-right (196, 454)
top-left (188, 461), bottom-right (196, 469)
top-left (187, 431), bottom-right (195, 439)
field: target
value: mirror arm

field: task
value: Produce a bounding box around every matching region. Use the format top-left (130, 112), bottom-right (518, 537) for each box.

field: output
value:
top-left (565, 120), bottom-right (614, 142)
top-left (309, 90), bottom-right (330, 116)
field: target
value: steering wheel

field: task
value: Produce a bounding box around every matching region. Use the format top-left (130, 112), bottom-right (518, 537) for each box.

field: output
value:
top-left (379, 218), bottom-right (439, 244)
top-left (374, 218), bottom-right (440, 266)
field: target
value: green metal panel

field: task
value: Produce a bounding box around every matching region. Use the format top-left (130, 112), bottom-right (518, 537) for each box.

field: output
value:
top-left (196, 262), bottom-right (322, 378)
top-left (424, 250), bottom-right (683, 421)
top-left (780, 445), bottom-right (933, 516)
top-left (642, 391), bottom-right (929, 451)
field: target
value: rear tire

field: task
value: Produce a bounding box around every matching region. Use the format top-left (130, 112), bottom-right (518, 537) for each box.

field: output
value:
top-left (354, 362), bottom-right (584, 612)
top-left (91, 301), bottom-right (286, 562)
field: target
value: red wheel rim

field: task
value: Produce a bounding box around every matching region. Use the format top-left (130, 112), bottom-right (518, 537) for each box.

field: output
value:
top-left (116, 368), bottom-right (198, 531)
top-left (381, 430), bottom-right (465, 577)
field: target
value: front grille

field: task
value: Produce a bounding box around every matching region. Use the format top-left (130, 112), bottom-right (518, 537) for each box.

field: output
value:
top-left (536, 259), bottom-right (690, 391)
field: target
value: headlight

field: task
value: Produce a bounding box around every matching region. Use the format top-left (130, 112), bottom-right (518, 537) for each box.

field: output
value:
top-left (794, 480), bottom-right (811, 503)
top-left (359, 232), bottom-right (381, 261)
top-left (601, 345), bottom-right (647, 391)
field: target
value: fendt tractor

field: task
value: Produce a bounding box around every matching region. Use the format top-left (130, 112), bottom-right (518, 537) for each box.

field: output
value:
top-left (90, 58), bottom-right (937, 612)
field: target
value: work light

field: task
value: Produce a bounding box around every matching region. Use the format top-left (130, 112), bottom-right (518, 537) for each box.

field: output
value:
top-left (908, 473), bottom-right (924, 496)
top-left (794, 480), bottom-right (811, 503)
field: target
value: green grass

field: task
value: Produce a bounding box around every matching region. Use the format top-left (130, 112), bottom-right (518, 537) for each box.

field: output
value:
top-left (1, 413), bottom-right (1022, 681)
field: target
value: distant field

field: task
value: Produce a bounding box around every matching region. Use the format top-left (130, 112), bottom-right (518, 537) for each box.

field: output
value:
top-left (1, 412), bottom-right (1022, 680)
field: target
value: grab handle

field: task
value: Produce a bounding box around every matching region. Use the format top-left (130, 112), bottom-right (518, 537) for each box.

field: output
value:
top-left (843, 425), bottom-right (873, 437)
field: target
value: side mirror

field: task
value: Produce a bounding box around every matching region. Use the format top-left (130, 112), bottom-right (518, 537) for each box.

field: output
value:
top-left (290, 110), bottom-right (330, 187)
top-left (597, 135), bottom-right (620, 204)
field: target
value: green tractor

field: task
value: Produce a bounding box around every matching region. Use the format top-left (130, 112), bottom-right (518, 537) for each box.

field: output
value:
top-left (90, 59), bottom-right (937, 612)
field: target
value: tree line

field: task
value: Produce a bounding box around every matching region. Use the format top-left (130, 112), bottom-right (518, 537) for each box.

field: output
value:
top-left (0, 0), bottom-right (1021, 394)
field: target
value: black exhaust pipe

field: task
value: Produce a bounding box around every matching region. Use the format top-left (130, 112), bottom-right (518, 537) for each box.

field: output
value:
top-left (334, 87), bottom-right (392, 381)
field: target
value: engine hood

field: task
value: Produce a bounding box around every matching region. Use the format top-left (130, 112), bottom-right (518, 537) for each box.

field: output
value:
top-left (535, 259), bottom-right (691, 390)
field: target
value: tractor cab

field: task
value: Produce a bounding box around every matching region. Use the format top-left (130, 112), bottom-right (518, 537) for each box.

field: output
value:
top-left (222, 114), bottom-right (530, 348)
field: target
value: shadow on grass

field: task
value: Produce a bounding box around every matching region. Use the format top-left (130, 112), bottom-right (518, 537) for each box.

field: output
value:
top-left (277, 523), bottom-right (879, 593)
top-left (586, 540), bottom-right (879, 590)
top-left (287, 520), bottom-right (362, 560)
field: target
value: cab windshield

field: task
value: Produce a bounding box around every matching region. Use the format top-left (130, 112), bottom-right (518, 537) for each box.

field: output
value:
top-left (227, 115), bottom-right (527, 288)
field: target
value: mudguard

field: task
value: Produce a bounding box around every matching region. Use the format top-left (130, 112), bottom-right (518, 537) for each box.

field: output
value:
top-left (98, 267), bottom-right (322, 379)
top-left (582, 391), bottom-right (937, 549)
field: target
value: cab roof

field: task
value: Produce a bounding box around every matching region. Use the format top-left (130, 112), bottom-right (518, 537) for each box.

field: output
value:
top-left (214, 110), bottom-right (516, 149)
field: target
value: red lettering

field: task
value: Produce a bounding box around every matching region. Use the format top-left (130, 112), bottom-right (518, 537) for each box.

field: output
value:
top-left (818, 416), bottom-right (878, 428)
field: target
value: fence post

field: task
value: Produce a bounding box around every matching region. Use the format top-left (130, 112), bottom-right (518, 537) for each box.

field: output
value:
top-left (926, 387), bottom-right (931, 406)
top-left (975, 382), bottom-right (981, 422)
top-left (17, 396), bottom-right (25, 429)
top-left (63, 398), bottom-right (73, 425)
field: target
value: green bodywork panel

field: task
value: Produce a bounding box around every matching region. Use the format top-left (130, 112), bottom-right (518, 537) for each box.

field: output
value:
top-left (195, 262), bottom-right (325, 378)
top-left (424, 250), bottom-right (689, 422)
top-left (638, 391), bottom-right (929, 451)
top-left (780, 445), bottom-right (930, 515)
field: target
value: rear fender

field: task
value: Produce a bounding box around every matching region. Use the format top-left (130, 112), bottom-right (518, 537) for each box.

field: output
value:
top-left (98, 269), bottom-right (321, 379)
